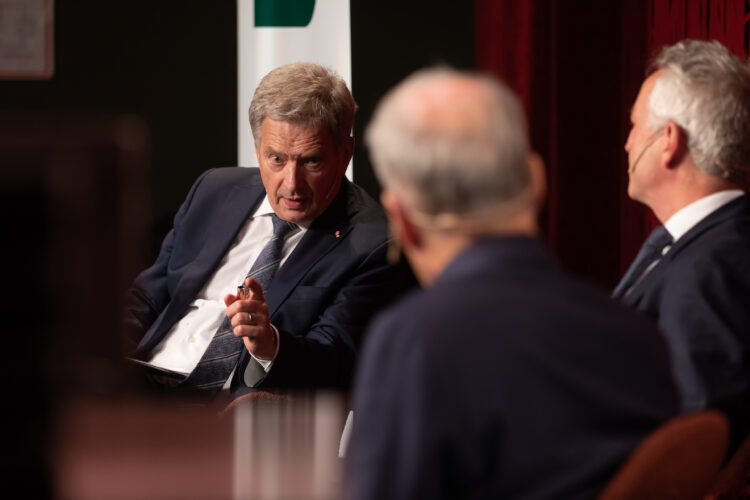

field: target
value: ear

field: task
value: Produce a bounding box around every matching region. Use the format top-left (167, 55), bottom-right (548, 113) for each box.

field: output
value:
top-left (661, 121), bottom-right (686, 169)
top-left (380, 189), bottom-right (421, 251)
top-left (527, 151), bottom-right (547, 214)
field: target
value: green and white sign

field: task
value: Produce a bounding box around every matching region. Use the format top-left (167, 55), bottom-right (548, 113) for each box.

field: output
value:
top-left (237, 0), bottom-right (353, 179)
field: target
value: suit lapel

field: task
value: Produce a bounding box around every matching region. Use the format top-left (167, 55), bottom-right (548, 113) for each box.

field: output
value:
top-left (175, 181), bottom-right (264, 301)
top-left (662, 195), bottom-right (748, 262)
top-left (265, 224), bottom-right (354, 317)
top-left (137, 174), bottom-right (265, 353)
top-left (624, 194), bottom-right (749, 305)
top-left (265, 179), bottom-right (359, 317)
top-left (234, 180), bottom-right (359, 382)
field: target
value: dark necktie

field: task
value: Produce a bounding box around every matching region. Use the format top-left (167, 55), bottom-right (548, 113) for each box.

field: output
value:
top-left (613, 225), bottom-right (673, 298)
top-left (182, 214), bottom-right (296, 396)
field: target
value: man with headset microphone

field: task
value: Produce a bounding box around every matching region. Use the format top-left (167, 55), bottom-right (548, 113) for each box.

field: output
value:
top-left (616, 39), bottom-right (750, 451)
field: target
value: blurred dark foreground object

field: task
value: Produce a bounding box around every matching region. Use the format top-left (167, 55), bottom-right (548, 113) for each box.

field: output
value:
top-left (54, 390), bottom-right (347, 500)
top-left (0, 114), bottom-right (149, 495)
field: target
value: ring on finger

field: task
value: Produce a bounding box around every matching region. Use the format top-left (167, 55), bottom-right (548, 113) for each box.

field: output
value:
top-left (247, 312), bottom-right (253, 323)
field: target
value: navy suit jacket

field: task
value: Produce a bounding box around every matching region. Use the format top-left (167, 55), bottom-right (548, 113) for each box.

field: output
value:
top-left (348, 236), bottom-right (677, 500)
top-left (124, 167), bottom-right (413, 396)
top-left (618, 194), bottom-right (750, 446)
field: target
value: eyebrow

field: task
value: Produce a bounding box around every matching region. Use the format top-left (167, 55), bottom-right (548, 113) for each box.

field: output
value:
top-left (262, 145), bottom-right (324, 159)
top-left (263, 147), bottom-right (283, 156)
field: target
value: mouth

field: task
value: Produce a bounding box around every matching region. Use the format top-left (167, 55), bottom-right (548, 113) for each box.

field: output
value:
top-left (281, 196), bottom-right (309, 211)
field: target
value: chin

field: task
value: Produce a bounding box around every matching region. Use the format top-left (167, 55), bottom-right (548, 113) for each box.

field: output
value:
top-left (280, 210), bottom-right (315, 225)
top-left (627, 185), bottom-right (644, 203)
top-left (279, 212), bottom-right (305, 223)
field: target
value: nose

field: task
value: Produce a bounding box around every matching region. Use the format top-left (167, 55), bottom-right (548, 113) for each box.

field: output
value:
top-left (282, 161), bottom-right (303, 193)
top-left (624, 129), bottom-right (633, 153)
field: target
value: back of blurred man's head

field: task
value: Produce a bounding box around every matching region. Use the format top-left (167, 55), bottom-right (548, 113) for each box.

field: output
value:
top-left (365, 68), bottom-right (545, 284)
top-left (366, 67), bottom-right (542, 235)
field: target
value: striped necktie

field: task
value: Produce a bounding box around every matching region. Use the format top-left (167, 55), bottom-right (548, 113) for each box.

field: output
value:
top-left (613, 225), bottom-right (673, 298)
top-left (181, 214), bottom-right (296, 397)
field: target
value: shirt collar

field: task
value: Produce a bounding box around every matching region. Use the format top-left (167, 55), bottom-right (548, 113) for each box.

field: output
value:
top-left (252, 195), bottom-right (275, 217)
top-left (664, 189), bottom-right (744, 242)
top-left (250, 195), bottom-right (310, 231)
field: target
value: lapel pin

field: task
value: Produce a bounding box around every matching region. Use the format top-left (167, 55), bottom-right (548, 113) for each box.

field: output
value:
top-left (335, 230), bottom-right (341, 238)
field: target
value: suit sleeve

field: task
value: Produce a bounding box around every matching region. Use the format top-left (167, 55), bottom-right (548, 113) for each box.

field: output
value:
top-left (658, 248), bottom-right (750, 415)
top-left (346, 310), bottom-right (443, 500)
top-left (256, 240), bottom-right (415, 390)
top-left (121, 169), bottom-right (214, 352)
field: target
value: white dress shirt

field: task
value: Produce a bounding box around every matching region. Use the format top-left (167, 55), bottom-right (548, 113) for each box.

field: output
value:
top-left (624, 189), bottom-right (744, 295)
top-left (663, 189), bottom-right (744, 245)
top-left (147, 195), bottom-right (305, 375)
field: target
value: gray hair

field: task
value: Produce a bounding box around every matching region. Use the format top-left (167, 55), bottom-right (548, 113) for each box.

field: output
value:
top-left (249, 62), bottom-right (356, 147)
top-left (648, 39), bottom-right (750, 179)
top-left (365, 67), bottom-right (529, 218)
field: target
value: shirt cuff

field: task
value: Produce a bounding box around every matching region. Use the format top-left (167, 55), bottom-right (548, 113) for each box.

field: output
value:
top-left (249, 323), bottom-right (280, 373)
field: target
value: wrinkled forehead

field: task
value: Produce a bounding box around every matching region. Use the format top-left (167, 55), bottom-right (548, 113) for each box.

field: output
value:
top-left (260, 118), bottom-right (333, 147)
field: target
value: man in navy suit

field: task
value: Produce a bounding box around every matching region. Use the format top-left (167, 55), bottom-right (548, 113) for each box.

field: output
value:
top-left (123, 62), bottom-right (412, 402)
top-left (617, 40), bottom-right (750, 448)
top-left (346, 68), bottom-right (677, 499)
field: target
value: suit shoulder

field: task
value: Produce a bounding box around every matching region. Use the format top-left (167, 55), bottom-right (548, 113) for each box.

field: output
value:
top-left (196, 166), bottom-right (260, 187)
top-left (184, 166), bottom-right (262, 200)
top-left (361, 290), bottom-right (427, 367)
top-left (668, 220), bottom-right (750, 275)
top-left (345, 181), bottom-right (388, 226)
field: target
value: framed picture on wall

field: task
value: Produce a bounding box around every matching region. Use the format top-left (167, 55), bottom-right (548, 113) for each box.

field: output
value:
top-left (0, 0), bottom-right (54, 79)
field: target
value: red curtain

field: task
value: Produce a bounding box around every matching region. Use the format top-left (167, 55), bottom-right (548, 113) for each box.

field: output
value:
top-left (476, 0), bottom-right (749, 288)
top-left (476, 0), bottom-right (642, 288)
top-left (648, 0), bottom-right (748, 54)
top-left (475, 0), bottom-right (557, 243)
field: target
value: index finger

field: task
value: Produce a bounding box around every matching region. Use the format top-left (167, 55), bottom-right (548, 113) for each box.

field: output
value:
top-left (244, 277), bottom-right (266, 301)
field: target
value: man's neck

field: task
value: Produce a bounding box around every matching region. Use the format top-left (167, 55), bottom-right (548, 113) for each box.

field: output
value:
top-left (412, 211), bottom-right (539, 286)
top-left (663, 189), bottom-right (745, 241)
top-left (650, 166), bottom-right (741, 223)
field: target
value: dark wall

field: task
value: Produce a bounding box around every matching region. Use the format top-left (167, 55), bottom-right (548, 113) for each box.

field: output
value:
top-left (0, 0), bottom-right (237, 260)
top-left (0, 3), bottom-right (236, 492)
top-left (350, 2), bottom-right (476, 198)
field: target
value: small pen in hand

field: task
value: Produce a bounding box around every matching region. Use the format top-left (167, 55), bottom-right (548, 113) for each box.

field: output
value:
top-left (237, 285), bottom-right (247, 300)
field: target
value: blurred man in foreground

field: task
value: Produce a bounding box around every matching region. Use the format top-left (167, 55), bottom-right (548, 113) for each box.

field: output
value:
top-left (617, 39), bottom-right (750, 449)
top-left (347, 68), bottom-right (677, 500)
